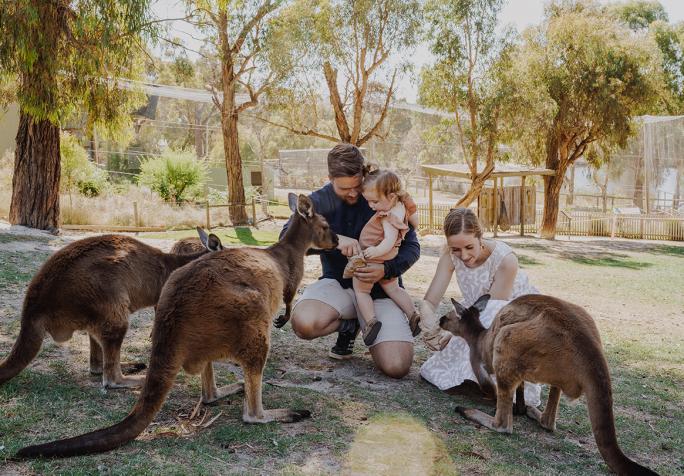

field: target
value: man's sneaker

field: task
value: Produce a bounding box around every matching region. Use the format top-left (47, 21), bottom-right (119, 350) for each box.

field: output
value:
top-left (328, 319), bottom-right (359, 360)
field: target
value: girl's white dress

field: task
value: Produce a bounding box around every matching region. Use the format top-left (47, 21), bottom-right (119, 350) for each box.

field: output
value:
top-left (419, 240), bottom-right (542, 406)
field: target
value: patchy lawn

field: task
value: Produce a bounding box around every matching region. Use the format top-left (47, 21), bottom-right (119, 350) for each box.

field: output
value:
top-left (0, 228), bottom-right (682, 475)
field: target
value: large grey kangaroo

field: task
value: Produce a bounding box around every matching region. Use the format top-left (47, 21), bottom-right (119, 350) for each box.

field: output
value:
top-left (0, 228), bottom-right (222, 389)
top-left (17, 193), bottom-right (338, 458)
top-left (439, 294), bottom-right (658, 476)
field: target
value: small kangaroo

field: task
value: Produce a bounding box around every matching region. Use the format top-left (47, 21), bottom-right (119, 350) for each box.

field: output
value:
top-left (0, 228), bottom-right (222, 389)
top-left (439, 294), bottom-right (658, 476)
top-left (17, 193), bottom-right (338, 458)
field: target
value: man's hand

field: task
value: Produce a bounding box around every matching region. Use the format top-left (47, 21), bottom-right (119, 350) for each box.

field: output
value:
top-left (337, 235), bottom-right (362, 257)
top-left (363, 246), bottom-right (381, 260)
top-left (354, 262), bottom-right (385, 283)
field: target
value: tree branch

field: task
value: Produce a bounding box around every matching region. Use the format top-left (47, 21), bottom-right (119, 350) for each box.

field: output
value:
top-left (253, 115), bottom-right (341, 143)
top-left (323, 61), bottom-right (351, 142)
top-left (358, 69), bottom-right (396, 145)
top-left (232, 1), bottom-right (276, 55)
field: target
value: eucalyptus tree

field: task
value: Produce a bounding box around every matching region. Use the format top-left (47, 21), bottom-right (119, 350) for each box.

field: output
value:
top-left (504, 1), bottom-right (663, 239)
top-left (261, 0), bottom-right (422, 148)
top-left (419, 0), bottom-right (510, 207)
top-left (0, 0), bottom-right (155, 231)
top-left (184, 0), bottom-right (293, 225)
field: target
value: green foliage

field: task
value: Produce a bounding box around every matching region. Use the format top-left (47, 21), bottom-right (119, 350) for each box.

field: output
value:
top-left (608, 1), bottom-right (684, 112)
top-left (607, 0), bottom-right (668, 30)
top-left (503, 1), bottom-right (665, 166)
top-left (60, 133), bottom-right (108, 197)
top-left (270, 0), bottom-right (422, 144)
top-left (0, 1), bottom-right (153, 133)
top-left (138, 149), bottom-right (207, 204)
top-left (419, 0), bottom-right (510, 166)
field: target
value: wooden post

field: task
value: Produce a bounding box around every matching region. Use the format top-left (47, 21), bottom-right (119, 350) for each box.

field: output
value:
top-left (133, 201), bottom-right (139, 228)
top-left (610, 213), bottom-right (617, 239)
top-left (251, 196), bottom-right (257, 227)
top-left (493, 176), bottom-right (499, 238)
top-left (205, 201), bottom-right (211, 231)
top-left (520, 176), bottom-right (526, 236)
top-left (428, 174), bottom-right (434, 232)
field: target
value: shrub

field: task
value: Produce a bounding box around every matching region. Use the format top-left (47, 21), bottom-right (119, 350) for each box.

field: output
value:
top-left (60, 133), bottom-right (108, 198)
top-left (138, 149), bottom-right (207, 204)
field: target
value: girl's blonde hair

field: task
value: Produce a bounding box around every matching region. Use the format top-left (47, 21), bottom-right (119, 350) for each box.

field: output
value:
top-left (443, 207), bottom-right (483, 239)
top-left (363, 169), bottom-right (409, 202)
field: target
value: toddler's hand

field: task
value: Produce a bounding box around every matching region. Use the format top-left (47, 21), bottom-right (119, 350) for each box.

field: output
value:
top-left (363, 246), bottom-right (380, 259)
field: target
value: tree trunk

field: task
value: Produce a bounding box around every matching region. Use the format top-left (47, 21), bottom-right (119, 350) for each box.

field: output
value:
top-left (673, 162), bottom-right (681, 210)
top-left (567, 164), bottom-right (575, 206)
top-left (633, 154), bottom-right (644, 209)
top-left (541, 132), bottom-right (567, 240)
top-left (194, 104), bottom-right (207, 159)
top-left (223, 114), bottom-right (248, 225)
top-left (456, 165), bottom-right (494, 208)
top-left (9, 113), bottom-right (61, 232)
top-left (541, 171), bottom-right (566, 239)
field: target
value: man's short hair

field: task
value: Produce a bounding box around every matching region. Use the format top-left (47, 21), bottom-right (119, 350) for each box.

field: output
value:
top-left (327, 143), bottom-right (365, 178)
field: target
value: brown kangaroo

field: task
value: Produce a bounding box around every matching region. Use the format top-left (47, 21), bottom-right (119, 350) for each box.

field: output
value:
top-left (16, 193), bottom-right (338, 458)
top-left (0, 228), bottom-right (222, 389)
top-left (439, 294), bottom-right (658, 476)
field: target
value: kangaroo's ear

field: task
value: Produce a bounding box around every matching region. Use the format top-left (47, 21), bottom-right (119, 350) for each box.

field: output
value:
top-left (207, 233), bottom-right (223, 251)
top-left (288, 193), bottom-right (298, 214)
top-left (472, 294), bottom-right (491, 314)
top-left (196, 226), bottom-right (209, 248)
top-left (450, 298), bottom-right (466, 317)
top-left (296, 194), bottom-right (314, 218)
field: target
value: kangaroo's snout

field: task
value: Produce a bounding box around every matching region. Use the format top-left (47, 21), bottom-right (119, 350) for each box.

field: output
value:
top-left (439, 314), bottom-right (447, 328)
top-left (330, 233), bottom-right (339, 248)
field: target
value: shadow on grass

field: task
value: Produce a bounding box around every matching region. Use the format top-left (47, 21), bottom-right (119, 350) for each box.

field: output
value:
top-left (565, 256), bottom-right (654, 270)
top-left (517, 254), bottom-right (543, 267)
top-left (234, 226), bottom-right (272, 246)
top-left (648, 244), bottom-right (684, 257)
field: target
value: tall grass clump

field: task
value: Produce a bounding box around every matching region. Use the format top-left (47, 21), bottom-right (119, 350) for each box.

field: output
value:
top-left (138, 149), bottom-right (206, 204)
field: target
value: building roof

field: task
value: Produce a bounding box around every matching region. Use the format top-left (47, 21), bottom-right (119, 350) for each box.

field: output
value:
top-left (421, 163), bottom-right (556, 179)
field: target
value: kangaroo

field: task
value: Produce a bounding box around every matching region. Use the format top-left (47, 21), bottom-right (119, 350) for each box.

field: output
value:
top-left (16, 193), bottom-right (338, 458)
top-left (0, 227), bottom-right (222, 389)
top-left (439, 294), bottom-right (658, 476)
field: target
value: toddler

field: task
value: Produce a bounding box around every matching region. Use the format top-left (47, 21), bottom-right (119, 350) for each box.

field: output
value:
top-left (345, 170), bottom-right (421, 345)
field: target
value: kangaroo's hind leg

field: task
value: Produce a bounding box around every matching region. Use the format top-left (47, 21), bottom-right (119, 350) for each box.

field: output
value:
top-left (526, 385), bottom-right (561, 432)
top-left (95, 317), bottom-right (145, 389)
top-left (89, 335), bottom-right (103, 375)
top-left (240, 335), bottom-right (310, 424)
top-left (201, 361), bottom-right (244, 405)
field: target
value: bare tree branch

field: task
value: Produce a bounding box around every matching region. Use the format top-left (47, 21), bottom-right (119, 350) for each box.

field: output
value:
top-left (253, 115), bottom-right (341, 143)
top-left (358, 69), bottom-right (396, 145)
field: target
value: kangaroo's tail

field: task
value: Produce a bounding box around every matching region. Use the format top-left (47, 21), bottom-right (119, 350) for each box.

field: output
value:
top-left (0, 314), bottom-right (45, 385)
top-left (584, 351), bottom-right (659, 476)
top-left (16, 350), bottom-right (179, 458)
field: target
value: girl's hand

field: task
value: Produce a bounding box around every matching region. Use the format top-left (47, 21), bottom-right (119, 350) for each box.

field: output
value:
top-left (363, 246), bottom-right (380, 259)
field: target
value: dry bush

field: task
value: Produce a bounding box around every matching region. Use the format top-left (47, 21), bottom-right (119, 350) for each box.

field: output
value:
top-left (60, 184), bottom-right (207, 228)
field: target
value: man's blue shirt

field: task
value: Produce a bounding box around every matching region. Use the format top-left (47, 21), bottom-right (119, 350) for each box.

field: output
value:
top-left (281, 183), bottom-right (421, 299)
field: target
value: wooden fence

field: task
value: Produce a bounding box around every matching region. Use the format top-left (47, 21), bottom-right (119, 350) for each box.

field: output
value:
top-left (416, 205), bottom-right (684, 241)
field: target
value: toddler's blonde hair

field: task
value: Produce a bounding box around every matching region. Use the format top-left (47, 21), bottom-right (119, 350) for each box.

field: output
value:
top-left (363, 169), bottom-right (409, 203)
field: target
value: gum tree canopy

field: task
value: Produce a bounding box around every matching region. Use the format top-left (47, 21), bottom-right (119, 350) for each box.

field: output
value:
top-left (0, 0), bottom-right (154, 231)
top-left (504, 1), bottom-right (663, 239)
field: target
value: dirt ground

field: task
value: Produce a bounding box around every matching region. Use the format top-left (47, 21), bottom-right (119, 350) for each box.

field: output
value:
top-left (0, 222), bottom-right (682, 475)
